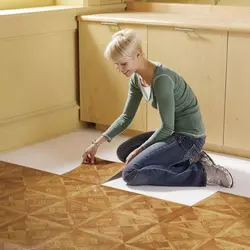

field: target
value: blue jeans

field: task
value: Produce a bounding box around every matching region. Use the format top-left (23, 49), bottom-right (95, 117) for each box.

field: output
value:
top-left (117, 131), bottom-right (206, 186)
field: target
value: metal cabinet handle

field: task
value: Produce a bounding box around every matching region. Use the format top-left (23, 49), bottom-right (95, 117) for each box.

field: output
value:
top-left (101, 22), bottom-right (118, 26)
top-left (101, 22), bottom-right (120, 32)
top-left (174, 27), bottom-right (194, 32)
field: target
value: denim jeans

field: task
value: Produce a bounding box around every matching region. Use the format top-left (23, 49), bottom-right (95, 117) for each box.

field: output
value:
top-left (117, 131), bottom-right (206, 186)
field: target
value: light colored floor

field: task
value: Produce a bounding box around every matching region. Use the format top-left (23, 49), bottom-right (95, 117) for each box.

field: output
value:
top-left (1, 127), bottom-right (250, 206)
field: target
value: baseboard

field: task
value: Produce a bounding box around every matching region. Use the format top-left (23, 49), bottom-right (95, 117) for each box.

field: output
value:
top-left (204, 143), bottom-right (250, 160)
top-left (0, 102), bottom-right (81, 152)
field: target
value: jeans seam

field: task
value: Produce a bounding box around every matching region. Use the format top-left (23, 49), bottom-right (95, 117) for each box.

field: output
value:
top-left (177, 135), bottom-right (185, 143)
top-left (136, 166), bottom-right (194, 175)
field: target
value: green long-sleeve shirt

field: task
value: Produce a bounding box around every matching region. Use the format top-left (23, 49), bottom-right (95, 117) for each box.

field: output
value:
top-left (102, 63), bottom-right (205, 149)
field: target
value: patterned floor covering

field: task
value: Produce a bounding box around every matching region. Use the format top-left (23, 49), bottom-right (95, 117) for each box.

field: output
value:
top-left (0, 158), bottom-right (250, 250)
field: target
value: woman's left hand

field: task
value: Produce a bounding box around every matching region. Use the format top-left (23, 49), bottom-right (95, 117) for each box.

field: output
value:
top-left (125, 148), bottom-right (143, 165)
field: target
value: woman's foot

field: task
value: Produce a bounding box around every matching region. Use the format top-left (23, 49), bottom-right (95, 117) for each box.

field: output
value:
top-left (189, 150), bottom-right (215, 164)
top-left (200, 152), bottom-right (234, 188)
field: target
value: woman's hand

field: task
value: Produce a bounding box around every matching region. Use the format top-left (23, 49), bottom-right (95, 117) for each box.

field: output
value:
top-left (82, 143), bottom-right (98, 164)
top-left (125, 148), bottom-right (143, 165)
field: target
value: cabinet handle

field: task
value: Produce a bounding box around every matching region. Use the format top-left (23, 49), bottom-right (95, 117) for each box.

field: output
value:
top-left (101, 22), bottom-right (120, 32)
top-left (101, 22), bottom-right (118, 26)
top-left (174, 27), bottom-right (194, 32)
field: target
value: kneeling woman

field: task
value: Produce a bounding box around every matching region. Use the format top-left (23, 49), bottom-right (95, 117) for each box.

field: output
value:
top-left (82, 28), bottom-right (233, 188)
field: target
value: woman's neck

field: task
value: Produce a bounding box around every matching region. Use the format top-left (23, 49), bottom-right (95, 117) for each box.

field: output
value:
top-left (135, 59), bottom-right (157, 86)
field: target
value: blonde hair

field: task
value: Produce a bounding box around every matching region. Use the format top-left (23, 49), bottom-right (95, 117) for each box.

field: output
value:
top-left (104, 28), bottom-right (142, 62)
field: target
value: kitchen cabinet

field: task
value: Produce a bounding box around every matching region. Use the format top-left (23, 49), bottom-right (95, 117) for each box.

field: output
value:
top-left (79, 21), bottom-right (147, 132)
top-left (224, 32), bottom-right (250, 151)
top-left (147, 26), bottom-right (227, 146)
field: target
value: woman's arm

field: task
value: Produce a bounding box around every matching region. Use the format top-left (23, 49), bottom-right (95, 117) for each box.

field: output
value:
top-left (98, 76), bottom-right (143, 143)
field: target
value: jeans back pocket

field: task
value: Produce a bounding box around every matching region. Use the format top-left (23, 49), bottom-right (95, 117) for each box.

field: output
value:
top-left (177, 134), bottom-right (205, 161)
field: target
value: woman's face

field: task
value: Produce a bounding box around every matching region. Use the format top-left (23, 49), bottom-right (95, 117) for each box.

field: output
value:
top-left (114, 58), bottom-right (136, 77)
top-left (114, 51), bottom-right (141, 77)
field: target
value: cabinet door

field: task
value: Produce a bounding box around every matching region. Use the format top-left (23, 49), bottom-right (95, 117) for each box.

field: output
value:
top-left (79, 22), bottom-right (147, 132)
top-left (147, 26), bottom-right (227, 146)
top-left (224, 33), bottom-right (250, 151)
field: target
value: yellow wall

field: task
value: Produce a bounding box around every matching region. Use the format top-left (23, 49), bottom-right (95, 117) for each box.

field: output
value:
top-left (0, 4), bottom-right (125, 152)
top-left (141, 0), bottom-right (216, 4)
top-left (0, 8), bottom-right (80, 152)
top-left (0, 0), bottom-right (124, 9)
top-left (141, 0), bottom-right (250, 5)
top-left (0, 0), bottom-right (55, 10)
top-left (218, 0), bottom-right (250, 6)
top-left (56, 0), bottom-right (83, 5)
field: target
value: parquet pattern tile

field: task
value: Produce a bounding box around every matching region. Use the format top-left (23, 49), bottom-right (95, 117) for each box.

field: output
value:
top-left (0, 159), bottom-right (249, 250)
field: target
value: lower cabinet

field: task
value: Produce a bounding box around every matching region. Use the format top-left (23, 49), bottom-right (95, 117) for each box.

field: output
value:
top-left (79, 22), bottom-right (147, 132)
top-left (79, 20), bottom-right (250, 158)
top-left (147, 26), bottom-right (227, 146)
top-left (224, 32), bottom-right (250, 151)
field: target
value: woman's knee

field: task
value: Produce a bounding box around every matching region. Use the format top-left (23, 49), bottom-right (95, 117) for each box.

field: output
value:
top-left (117, 132), bottom-right (154, 163)
top-left (122, 166), bottom-right (138, 185)
top-left (116, 144), bottom-right (126, 162)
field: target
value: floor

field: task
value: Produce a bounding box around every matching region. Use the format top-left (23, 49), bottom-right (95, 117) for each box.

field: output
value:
top-left (0, 127), bottom-right (250, 249)
top-left (1, 127), bottom-right (250, 206)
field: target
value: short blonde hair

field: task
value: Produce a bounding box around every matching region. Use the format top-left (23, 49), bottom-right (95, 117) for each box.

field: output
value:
top-left (104, 28), bottom-right (142, 62)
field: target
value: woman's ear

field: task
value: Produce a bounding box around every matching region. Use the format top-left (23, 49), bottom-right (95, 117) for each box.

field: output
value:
top-left (137, 48), bottom-right (143, 57)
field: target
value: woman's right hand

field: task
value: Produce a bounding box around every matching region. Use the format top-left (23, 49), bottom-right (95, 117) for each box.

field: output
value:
top-left (82, 143), bottom-right (98, 164)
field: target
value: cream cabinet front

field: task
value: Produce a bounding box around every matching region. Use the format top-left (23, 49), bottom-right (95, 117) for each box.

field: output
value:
top-left (79, 22), bottom-right (147, 132)
top-left (147, 26), bottom-right (227, 146)
top-left (224, 32), bottom-right (250, 151)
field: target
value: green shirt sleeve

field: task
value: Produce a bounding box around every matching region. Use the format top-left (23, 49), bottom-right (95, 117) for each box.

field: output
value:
top-left (139, 74), bottom-right (175, 149)
top-left (102, 75), bottom-right (142, 142)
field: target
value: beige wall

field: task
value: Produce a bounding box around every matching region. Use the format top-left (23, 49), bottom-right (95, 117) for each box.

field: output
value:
top-left (0, 8), bottom-right (80, 152)
top-left (0, 0), bottom-right (55, 10)
top-left (56, 0), bottom-right (83, 5)
top-left (137, 0), bottom-right (216, 4)
top-left (138, 0), bottom-right (250, 5)
top-left (218, 0), bottom-right (250, 6)
top-left (0, 4), bottom-right (125, 152)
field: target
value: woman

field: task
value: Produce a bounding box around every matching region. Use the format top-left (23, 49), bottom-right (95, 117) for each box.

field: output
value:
top-left (82, 28), bottom-right (233, 188)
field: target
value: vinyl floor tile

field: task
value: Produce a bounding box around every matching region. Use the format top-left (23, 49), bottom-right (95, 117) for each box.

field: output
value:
top-left (0, 158), bottom-right (250, 250)
top-left (62, 157), bottom-right (124, 184)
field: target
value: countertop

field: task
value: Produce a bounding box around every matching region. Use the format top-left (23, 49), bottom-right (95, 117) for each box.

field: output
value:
top-left (78, 11), bottom-right (250, 32)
